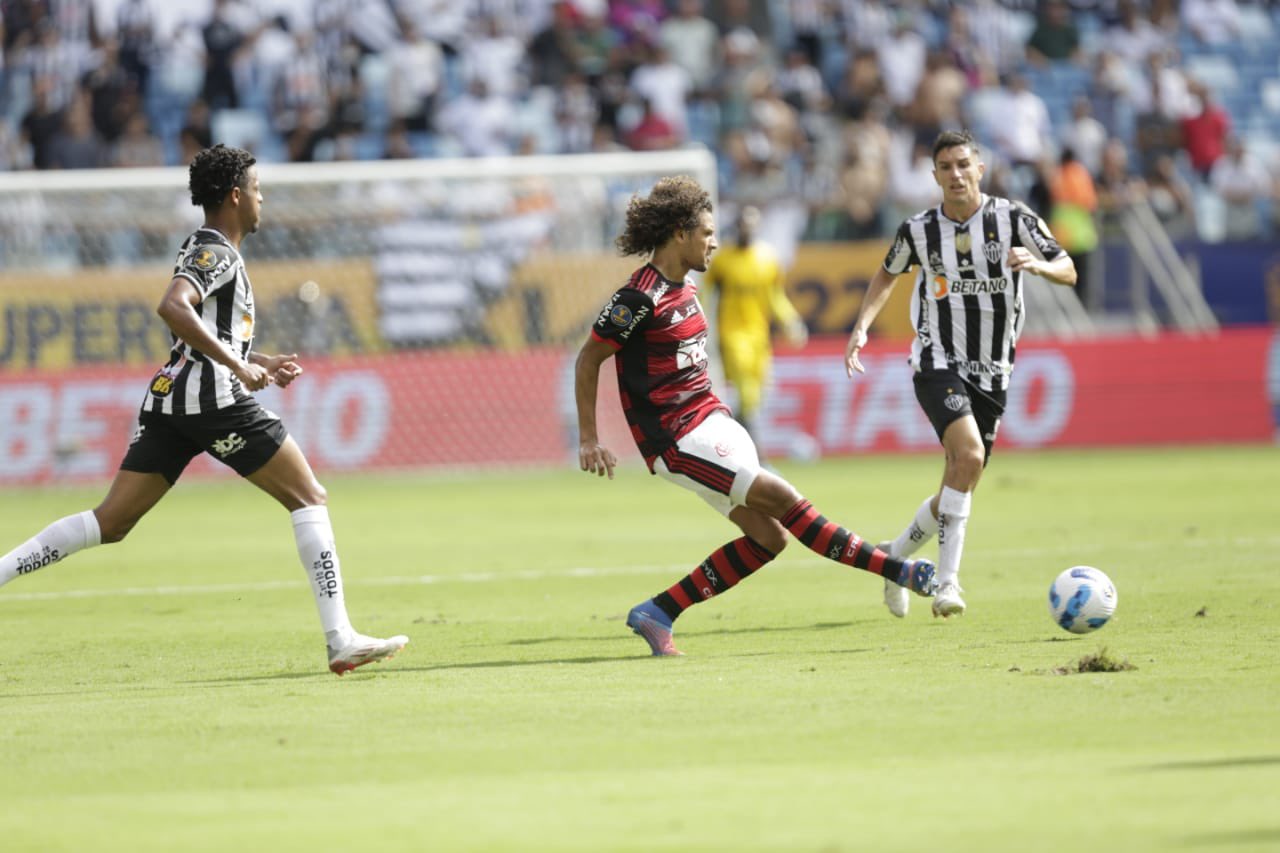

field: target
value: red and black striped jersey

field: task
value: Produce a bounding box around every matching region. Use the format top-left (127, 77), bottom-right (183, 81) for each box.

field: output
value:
top-left (591, 263), bottom-right (729, 468)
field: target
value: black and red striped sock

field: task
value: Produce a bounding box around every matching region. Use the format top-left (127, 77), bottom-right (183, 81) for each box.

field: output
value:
top-left (780, 499), bottom-right (904, 579)
top-left (653, 536), bottom-right (777, 620)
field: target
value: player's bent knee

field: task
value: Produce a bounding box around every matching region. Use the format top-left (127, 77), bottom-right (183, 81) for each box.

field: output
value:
top-left (756, 526), bottom-right (788, 555)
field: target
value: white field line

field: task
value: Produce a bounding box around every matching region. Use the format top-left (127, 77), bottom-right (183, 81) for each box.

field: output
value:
top-left (2, 535), bottom-right (1277, 603)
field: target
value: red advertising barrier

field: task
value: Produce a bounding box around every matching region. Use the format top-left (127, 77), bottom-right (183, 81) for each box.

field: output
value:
top-left (0, 329), bottom-right (1274, 485)
top-left (757, 326), bottom-right (1277, 456)
top-left (0, 349), bottom-right (630, 484)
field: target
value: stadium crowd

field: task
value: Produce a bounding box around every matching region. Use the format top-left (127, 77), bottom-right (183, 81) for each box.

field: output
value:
top-left (1, 0), bottom-right (1278, 245)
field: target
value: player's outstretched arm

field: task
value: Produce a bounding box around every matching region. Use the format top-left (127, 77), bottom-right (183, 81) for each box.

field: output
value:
top-left (845, 267), bottom-right (900, 377)
top-left (574, 337), bottom-right (619, 479)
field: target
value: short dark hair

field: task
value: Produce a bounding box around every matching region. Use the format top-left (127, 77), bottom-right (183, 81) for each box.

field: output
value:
top-left (189, 144), bottom-right (256, 210)
top-left (932, 130), bottom-right (979, 163)
top-left (615, 176), bottom-right (713, 257)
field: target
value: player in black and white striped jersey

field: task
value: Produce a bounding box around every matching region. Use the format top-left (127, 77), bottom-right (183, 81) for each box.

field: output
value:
top-left (0, 145), bottom-right (407, 675)
top-left (845, 130), bottom-right (1077, 620)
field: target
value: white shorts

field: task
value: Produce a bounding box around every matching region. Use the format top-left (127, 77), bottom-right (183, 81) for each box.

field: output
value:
top-left (654, 411), bottom-right (762, 517)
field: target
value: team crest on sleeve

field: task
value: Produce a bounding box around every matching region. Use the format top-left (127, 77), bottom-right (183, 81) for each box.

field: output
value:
top-left (610, 304), bottom-right (633, 327)
top-left (189, 248), bottom-right (217, 271)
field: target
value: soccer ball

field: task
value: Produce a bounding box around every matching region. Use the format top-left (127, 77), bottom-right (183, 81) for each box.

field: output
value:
top-left (1048, 566), bottom-right (1118, 634)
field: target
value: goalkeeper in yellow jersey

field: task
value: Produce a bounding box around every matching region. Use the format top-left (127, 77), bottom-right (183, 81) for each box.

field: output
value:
top-left (702, 205), bottom-right (808, 444)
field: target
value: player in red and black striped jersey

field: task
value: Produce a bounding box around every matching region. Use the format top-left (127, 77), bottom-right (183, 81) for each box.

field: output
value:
top-left (575, 176), bottom-right (938, 657)
top-left (588, 260), bottom-right (728, 467)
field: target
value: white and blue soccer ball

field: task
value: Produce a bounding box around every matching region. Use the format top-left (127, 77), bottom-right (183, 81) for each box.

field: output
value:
top-left (1048, 566), bottom-right (1118, 634)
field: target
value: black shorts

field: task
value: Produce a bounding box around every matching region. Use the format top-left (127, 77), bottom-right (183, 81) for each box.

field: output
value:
top-left (120, 399), bottom-right (289, 484)
top-left (913, 370), bottom-right (1006, 464)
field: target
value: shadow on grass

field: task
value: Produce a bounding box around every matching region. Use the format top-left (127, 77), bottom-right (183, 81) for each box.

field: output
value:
top-left (1176, 827), bottom-right (1280, 847)
top-left (505, 620), bottom-right (859, 646)
top-left (1137, 755), bottom-right (1280, 772)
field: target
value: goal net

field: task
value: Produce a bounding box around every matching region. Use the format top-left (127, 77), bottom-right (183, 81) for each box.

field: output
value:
top-left (0, 149), bottom-right (717, 485)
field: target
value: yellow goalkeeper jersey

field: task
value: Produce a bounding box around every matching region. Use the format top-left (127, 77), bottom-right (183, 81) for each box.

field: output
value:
top-left (702, 242), bottom-right (802, 344)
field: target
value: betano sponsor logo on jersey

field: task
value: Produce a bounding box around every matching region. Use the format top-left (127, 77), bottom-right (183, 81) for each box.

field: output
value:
top-left (931, 276), bottom-right (1011, 299)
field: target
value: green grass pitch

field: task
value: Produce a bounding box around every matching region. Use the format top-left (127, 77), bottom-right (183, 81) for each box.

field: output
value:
top-left (2, 445), bottom-right (1278, 852)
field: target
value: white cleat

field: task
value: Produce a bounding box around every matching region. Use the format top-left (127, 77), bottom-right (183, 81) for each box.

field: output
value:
top-left (327, 632), bottom-right (409, 675)
top-left (932, 582), bottom-right (966, 619)
top-left (877, 542), bottom-right (909, 618)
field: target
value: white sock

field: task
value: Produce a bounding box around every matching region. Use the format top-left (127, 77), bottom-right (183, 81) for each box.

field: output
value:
top-left (891, 496), bottom-right (939, 558)
top-left (0, 510), bottom-right (101, 588)
top-left (291, 505), bottom-right (355, 645)
top-left (936, 486), bottom-right (972, 587)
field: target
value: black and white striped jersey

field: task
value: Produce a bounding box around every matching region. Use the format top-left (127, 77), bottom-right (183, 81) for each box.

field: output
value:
top-left (142, 228), bottom-right (255, 415)
top-left (882, 193), bottom-right (1066, 394)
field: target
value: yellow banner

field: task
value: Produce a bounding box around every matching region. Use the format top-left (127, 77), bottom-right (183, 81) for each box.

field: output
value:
top-left (785, 241), bottom-right (915, 338)
top-left (0, 260), bottom-right (382, 370)
top-left (488, 240), bottom-right (915, 348)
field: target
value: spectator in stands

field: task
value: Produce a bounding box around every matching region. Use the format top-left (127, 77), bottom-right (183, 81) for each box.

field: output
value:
top-left (710, 0), bottom-right (774, 46)
top-left (942, 4), bottom-right (994, 90)
top-left (387, 20), bottom-right (444, 132)
top-left (990, 72), bottom-right (1053, 196)
top-left (201, 0), bottom-right (251, 110)
top-left (24, 18), bottom-right (90, 115)
top-left (1025, 0), bottom-right (1081, 66)
top-left (116, 0), bottom-right (156, 97)
top-left (1062, 95), bottom-right (1107, 178)
top-left (629, 41), bottom-right (692, 140)
top-left (839, 0), bottom-right (892, 54)
top-left (179, 99), bottom-right (213, 163)
top-left (1183, 0), bottom-right (1243, 46)
top-left (20, 75), bottom-right (64, 170)
top-left (622, 95), bottom-right (678, 150)
top-left (529, 1), bottom-right (581, 89)
top-left (886, 134), bottom-right (939, 224)
top-left (609, 0), bottom-right (667, 48)
top-left (776, 45), bottom-right (827, 113)
top-left (661, 0), bottom-right (720, 95)
top-left (436, 77), bottom-right (515, 157)
top-left (1096, 137), bottom-right (1146, 229)
top-left (1048, 148), bottom-right (1099, 307)
top-left (1087, 49), bottom-right (1136, 140)
top-left (1210, 136), bottom-right (1271, 240)
top-left (572, 9), bottom-right (619, 81)
top-left (271, 30), bottom-right (328, 142)
top-left (964, 0), bottom-right (1026, 73)
top-left (461, 15), bottom-right (526, 98)
top-left (84, 40), bottom-right (137, 146)
top-left (1103, 0), bottom-right (1166, 70)
top-left (1181, 78), bottom-right (1231, 181)
top-left (112, 110), bottom-right (164, 168)
top-left (903, 49), bottom-right (966, 142)
top-left (835, 48), bottom-right (884, 119)
top-left (1134, 67), bottom-right (1183, 177)
top-left (837, 98), bottom-right (890, 238)
top-left (1145, 153), bottom-right (1196, 238)
top-left (46, 91), bottom-right (107, 169)
top-left (556, 71), bottom-right (599, 153)
top-left (709, 27), bottom-right (763, 136)
top-left (781, 0), bottom-right (832, 68)
top-left (876, 13), bottom-right (925, 108)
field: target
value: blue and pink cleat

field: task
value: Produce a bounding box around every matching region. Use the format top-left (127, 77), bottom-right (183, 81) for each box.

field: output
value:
top-left (626, 599), bottom-right (683, 657)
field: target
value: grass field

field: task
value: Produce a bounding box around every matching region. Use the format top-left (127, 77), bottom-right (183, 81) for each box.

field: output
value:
top-left (2, 445), bottom-right (1278, 852)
